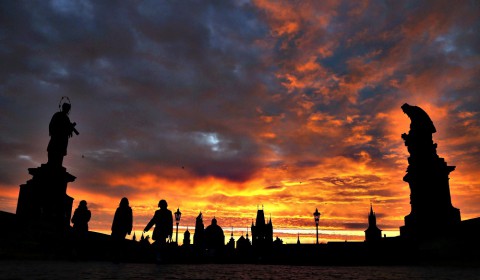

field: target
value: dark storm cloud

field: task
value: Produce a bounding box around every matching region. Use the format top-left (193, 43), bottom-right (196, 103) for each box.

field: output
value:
top-left (0, 0), bottom-right (278, 190)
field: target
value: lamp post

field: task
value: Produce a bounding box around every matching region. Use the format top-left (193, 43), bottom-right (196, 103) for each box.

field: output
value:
top-left (174, 208), bottom-right (182, 245)
top-left (313, 208), bottom-right (321, 244)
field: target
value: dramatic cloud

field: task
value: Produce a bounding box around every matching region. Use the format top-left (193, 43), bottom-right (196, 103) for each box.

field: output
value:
top-left (1, 0), bottom-right (479, 243)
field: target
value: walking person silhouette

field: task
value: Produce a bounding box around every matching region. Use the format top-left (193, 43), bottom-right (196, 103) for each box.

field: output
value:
top-left (111, 197), bottom-right (133, 262)
top-left (111, 197), bottom-right (133, 239)
top-left (71, 200), bottom-right (91, 259)
top-left (143, 199), bottom-right (173, 262)
top-left (72, 200), bottom-right (91, 233)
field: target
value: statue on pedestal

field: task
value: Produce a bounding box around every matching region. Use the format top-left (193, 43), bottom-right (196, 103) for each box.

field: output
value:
top-left (16, 97), bottom-right (79, 231)
top-left (399, 103), bottom-right (460, 240)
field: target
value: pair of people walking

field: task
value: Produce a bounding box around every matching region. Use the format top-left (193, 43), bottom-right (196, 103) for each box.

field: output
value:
top-left (110, 197), bottom-right (172, 263)
top-left (111, 197), bottom-right (173, 246)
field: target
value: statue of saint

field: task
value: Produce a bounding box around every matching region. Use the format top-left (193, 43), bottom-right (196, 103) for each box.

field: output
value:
top-left (47, 100), bottom-right (78, 166)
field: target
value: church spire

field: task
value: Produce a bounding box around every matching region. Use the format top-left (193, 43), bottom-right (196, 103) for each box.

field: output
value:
top-left (369, 203), bottom-right (377, 226)
top-left (365, 204), bottom-right (382, 242)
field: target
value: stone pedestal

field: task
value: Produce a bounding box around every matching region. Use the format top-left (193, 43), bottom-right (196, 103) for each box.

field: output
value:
top-left (16, 164), bottom-right (75, 231)
top-left (400, 157), bottom-right (461, 239)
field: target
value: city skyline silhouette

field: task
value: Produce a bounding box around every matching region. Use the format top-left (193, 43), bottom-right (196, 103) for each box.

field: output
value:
top-left (1, 81), bottom-right (480, 266)
top-left (4, 98), bottom-right (477, 246)
top-left (1, 1), bottom-right (480, 247)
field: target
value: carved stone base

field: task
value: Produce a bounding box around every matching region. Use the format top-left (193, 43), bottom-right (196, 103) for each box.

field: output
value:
top-left (16, 164), bottom-right (75, 231)
top-left (400, 206), bottom-right (461, 240)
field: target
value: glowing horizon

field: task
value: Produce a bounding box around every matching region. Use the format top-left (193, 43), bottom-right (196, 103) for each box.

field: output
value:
top-left (1, 1), bottom-right (480, 245)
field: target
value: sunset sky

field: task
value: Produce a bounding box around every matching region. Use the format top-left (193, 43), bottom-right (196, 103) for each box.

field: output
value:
top-left (1, 1), bottom-right (480, 244)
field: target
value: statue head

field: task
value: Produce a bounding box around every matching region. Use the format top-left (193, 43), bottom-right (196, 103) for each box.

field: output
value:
top-left (401, 103), bottom-right (412, 114)
top-left (401, 103), bottom-right (436, 134)
top-left (61, 102), bottom-right (71, 114)
top-left (158, 199), bottom-right (168, 209)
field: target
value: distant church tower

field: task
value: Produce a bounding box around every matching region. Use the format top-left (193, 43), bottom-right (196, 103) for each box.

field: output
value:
top-left (365, 204), bottom-right (382, 242)
top-left (183, 227), bottom-right (191, 246)
top-left (226, 228), bottom-right (235, 251)
top-left (251, 206), bottom-right (273, 249)
top-left (193, 212), bottom-right (204, 248)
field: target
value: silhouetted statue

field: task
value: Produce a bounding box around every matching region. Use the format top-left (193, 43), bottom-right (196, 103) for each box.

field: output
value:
top-left (71, 200), bottom-right (91, 232)
top-left (111, 197), bottom-right (133, 239)
top-left (143, 199), bottom-right (173, 246)
top-left (47, 99), bottom-right (79, 167)
top-left (399, 103), bottom-right (460, 240)
top-left (193, 212), bottom-right (205, 251)
top-left (16, 100), bottom-right (77, 231)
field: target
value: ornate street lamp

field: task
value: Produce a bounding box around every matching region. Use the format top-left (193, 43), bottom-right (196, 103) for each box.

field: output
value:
top-left (313, 208), bottom-right (321, 244)
top-left (174, 208), bottom-right (182, 245)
